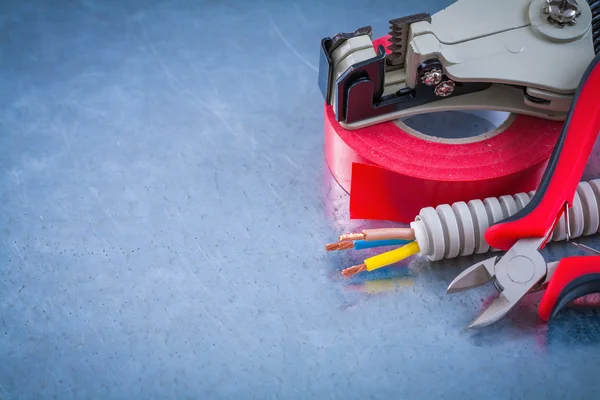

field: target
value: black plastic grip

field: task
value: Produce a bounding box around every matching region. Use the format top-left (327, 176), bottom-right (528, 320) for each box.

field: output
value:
top-left (550, 273), bottom-right (600, 319)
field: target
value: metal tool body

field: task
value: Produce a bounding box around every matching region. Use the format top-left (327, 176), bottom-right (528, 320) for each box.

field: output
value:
top-left (447, 52), bottom-right (600, 328)
top-left (318, 0), bottom-right (599, 130)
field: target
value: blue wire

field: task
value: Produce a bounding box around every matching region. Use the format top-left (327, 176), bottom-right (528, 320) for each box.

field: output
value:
top-left (353, 239), bottom-right (411, 250)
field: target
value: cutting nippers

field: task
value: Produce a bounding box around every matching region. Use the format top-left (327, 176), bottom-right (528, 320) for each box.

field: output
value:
top-left (447, 53), bottom-right (600, 328)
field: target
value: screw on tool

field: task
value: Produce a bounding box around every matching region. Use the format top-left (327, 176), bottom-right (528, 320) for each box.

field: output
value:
top-left (421, 68), bottom-right (443, 86)
top-left (543, 0), bottom-right (581, 26)
top-left (434, 80), bottom-right (455, 97)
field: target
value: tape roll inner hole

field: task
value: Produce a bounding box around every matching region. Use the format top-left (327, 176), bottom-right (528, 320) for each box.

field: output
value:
top-left (394, 111), bottom-right (515, 144)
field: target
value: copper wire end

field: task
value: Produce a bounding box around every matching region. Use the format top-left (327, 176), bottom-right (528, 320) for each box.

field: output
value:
top-left (325, 242), bottom-right (340, 251)
top-left (325, 241), bottom-right (354, 251)
top-left (337, 241), bottom-right (354, 251)
top-left (338, 232), bottom-right (365, 242)
top-left (342, 263), bottom-right (367, 278)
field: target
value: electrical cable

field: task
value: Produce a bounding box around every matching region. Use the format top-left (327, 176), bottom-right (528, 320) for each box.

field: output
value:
top-left (327, 179), bottom-right (600, 265)
top-left (325, 238), bottom-right (411, 251)
top-left (353, 238), bottom-right (411, 250)
top-left (342, 241), bottom-right (421, 278)
top-left (336, 227), bottom-right (414, 243)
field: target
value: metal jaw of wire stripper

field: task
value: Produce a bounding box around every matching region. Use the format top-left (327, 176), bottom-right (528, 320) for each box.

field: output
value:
top-left (447, 52), bottom-right (600, 328)
top-left (318, 0), bottom-right (599, 130)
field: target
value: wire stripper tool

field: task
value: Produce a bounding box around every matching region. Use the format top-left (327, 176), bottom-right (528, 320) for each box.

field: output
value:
top-left (446, 53), bottom-right (600, 328)
top-left (318, 0), bottom-right (599, 130)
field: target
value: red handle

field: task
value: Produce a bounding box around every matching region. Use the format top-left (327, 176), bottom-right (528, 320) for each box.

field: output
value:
top-left (539, 256), bottom-right (600, 321)
top-left (485, 54), bottom-right (600, 251)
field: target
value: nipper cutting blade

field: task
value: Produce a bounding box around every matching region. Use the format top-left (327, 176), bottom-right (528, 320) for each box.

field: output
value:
top-left (446, 257), bottom-right (497, 294)
top-left (448, 238), bottom-right (548, 328)
top-left (467, 293), bottom-right (514, 329)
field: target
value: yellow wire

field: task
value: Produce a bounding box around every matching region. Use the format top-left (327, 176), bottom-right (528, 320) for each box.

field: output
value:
top-left (364, 241), bottom-right (420, 271)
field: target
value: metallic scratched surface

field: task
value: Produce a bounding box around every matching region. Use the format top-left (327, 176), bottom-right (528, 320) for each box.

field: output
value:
top-left (2, 0), bottom-right (600, 398)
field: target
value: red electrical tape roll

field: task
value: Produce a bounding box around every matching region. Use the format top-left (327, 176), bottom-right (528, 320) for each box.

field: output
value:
top-left (324, 36), bottom-right (564, 224)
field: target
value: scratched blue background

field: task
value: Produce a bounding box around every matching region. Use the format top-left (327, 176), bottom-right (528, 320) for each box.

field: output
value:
top-left (2, 0), bottom-right (600, 398)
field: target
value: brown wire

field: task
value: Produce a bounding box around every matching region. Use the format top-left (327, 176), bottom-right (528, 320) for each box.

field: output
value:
top-left (363, 228), bottom-right (415, 241)
top-left (338, 228), bottom-right (414, 243)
